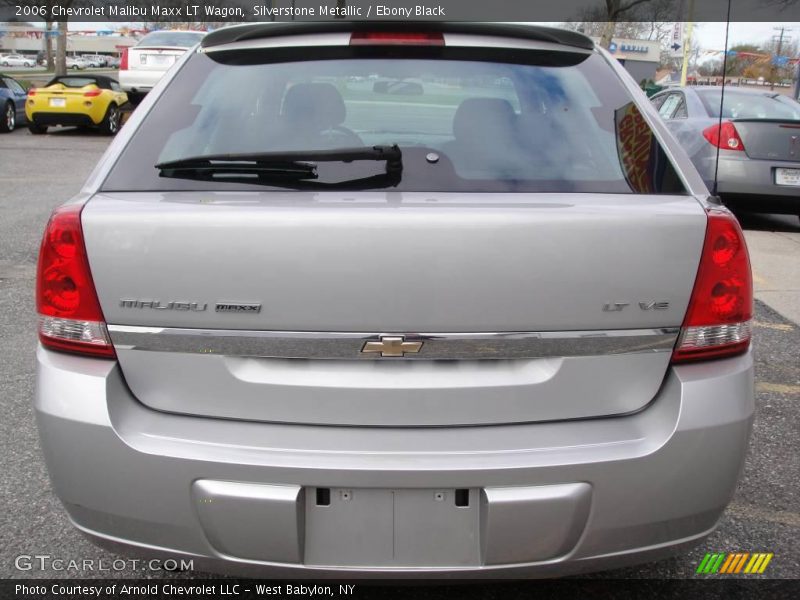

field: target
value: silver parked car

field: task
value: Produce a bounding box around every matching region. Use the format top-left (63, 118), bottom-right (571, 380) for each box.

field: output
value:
top-left (35, 23), bottom-right (754, 577)
top-left (0, 53), bottom-right (35, 68)
top-left (651, 86), bottom-right (800, 219)
top-left (81, 54), bottom-right (108, 68)
top-left (65, 56), bottom-right (89, 70)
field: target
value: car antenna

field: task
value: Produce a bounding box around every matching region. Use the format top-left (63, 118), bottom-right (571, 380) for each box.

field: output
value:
top-left (711, 0), bottom-right (733, 197)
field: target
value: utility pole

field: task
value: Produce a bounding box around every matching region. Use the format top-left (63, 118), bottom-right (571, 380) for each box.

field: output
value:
top-left (680, 0), bottom-right (695, 86)
top-left (771, 27), bottom-right (789, 91)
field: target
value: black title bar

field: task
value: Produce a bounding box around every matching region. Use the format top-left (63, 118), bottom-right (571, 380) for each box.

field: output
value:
top-left (1, 0), bottom-right (800, 23)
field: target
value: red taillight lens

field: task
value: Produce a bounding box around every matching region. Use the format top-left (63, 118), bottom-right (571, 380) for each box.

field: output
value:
top-left (119, 48), bottom-right (128, 71)
top-left (350, 32), bottom-right (445, 46)
top-left (672, 209), bottom-right (753, 363)
top-left (27, 88), bottom-right (36, 97)
top-left (83, 88), bottom-right (102, 97)
top-left (36, 204), bottom-right (115, 358)
top-left (702, 121), bottom-right (745, 152)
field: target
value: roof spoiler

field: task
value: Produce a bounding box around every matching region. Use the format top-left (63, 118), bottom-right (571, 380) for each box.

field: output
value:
top-left (201, 22), bottom-right (594, 51)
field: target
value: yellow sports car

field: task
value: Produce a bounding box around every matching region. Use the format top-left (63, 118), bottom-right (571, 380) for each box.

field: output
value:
top-left (26, 75), bottom-right (128, 135)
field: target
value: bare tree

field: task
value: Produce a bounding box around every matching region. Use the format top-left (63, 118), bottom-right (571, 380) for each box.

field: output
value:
top-left (45, 20), bottom-right (54, 71)
top-left (563, 0), bottom-right (683, 69)
top-left (55, 17), bottom-right (68, 76)
top-left (562, 0), bottom-right (669, 49)
top-left (599, 0), bottom-right (658, 48)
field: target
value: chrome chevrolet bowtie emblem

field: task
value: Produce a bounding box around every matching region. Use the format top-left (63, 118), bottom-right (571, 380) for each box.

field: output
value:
top-left (361, 336), bottom-right (423, 357)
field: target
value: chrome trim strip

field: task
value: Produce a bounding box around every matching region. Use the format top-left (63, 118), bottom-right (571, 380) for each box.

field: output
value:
top-left (107, 325), bottom-right (680, 360)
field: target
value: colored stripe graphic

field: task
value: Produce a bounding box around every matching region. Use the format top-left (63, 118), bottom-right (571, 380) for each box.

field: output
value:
top-left (698, 553), bottom-right (725, 573)
top-left (745, 553), bottom-right (774, 574)
top-left (720, 553), bottom-right (739, 573)
top-left (697, 552), bottom-right (772, 574)
top-left (725, 553), bottom-right (741, 573)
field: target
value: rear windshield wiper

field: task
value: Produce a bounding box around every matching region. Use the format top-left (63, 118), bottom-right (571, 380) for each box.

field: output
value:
top-left (155, 145), bottom-right (403, 179)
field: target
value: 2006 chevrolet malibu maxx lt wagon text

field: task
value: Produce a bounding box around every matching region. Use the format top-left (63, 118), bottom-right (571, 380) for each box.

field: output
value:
top-left (34, 23), bottom-right (754, 578)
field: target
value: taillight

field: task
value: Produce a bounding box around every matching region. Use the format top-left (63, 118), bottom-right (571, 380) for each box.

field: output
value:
top-left (350, 32), bottom-right (445, 46)
top-left (119, 48), bottom-right (128, 70)
top-left (27, 88), bottom-right (36, 97)
top-left (36, 204), bottom-right (115, 358)
top-left (672, 209), bottom-right (752, 363)
top-left (83, 88), bottom-right (102, 97)
top-left (703, 121), bottom-right (745, 152)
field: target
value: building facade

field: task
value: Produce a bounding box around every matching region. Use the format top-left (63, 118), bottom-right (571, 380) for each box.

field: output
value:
top-left (0, 25), bottom-right (137, 57)
top-left (592, 37), bottom-right (662, 83)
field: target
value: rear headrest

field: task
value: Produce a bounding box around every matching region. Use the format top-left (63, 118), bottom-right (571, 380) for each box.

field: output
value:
top-left (453, 98), bottom-right (517, 141)
top-left (282, 83), bottom-right (346, 131)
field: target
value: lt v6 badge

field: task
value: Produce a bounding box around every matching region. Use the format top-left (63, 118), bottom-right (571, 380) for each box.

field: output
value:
top-left (603, 301), bottom-right (669, 312)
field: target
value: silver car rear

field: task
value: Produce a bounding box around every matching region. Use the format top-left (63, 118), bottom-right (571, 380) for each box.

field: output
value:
top-left (119, 30), bottom-right (206, 98)
top-left (34, 23), bottom-right (754, 576)
top-left (652, 86), bottom-right (800, 216)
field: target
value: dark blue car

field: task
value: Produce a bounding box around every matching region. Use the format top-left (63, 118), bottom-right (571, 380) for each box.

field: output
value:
top-left (0, 74), bottom-right (29, 133)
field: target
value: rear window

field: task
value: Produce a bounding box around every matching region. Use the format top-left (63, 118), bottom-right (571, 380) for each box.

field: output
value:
top-left (47, 77), bottom-right (102, 88)
top-left (103, 48), bottom-right (685, 194)
top-left (137, 32), bottom-right (205, 48)
top-left (696, 89), bottom-right (800, 120)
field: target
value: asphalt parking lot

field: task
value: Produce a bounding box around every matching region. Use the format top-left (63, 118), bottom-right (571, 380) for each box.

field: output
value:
top-left (0, 126), bottom-right (798, 581)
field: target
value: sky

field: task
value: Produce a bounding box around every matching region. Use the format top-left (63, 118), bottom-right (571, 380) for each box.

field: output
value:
top-left (695, 22), bottom-right (798, 51)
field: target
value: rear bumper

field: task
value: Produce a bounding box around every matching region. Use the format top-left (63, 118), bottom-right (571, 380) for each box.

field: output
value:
top-left (721, 193), bottom-right (800, 215)
top-left (118, 70), bottom-right (164, 93)
top-left (29, 112), bottom-right (97, 128)
top-left (697, 155), bottom-right (800, 213)
top-left (34, 345), bottom-right (754, 577)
